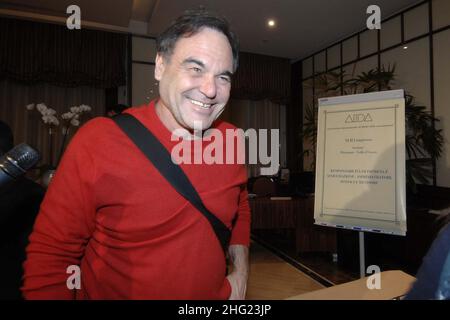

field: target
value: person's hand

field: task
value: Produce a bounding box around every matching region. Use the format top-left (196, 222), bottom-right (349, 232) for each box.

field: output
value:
top-left (226, 270), bottom-right (248, 300)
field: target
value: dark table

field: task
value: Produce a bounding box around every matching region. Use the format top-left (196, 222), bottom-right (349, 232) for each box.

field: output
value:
top-left (249, 196), bottom-right (337, 254)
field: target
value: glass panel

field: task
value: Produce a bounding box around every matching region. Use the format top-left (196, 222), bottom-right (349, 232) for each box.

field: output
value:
top-left (327, 44), bottom-right (341, 70)
top-left (404, 3), bottom-right (429, 40)
top-left (360, 29), bottom-right (378, 57)
top-left (381, 16), bottom-right (402, 49)
top-left (433, 0), bottom-right (450, 30)
top-left (342, 36), bottom-right (358, 64)
top-left (314, 51), bottom-right (326, 74)
top-left (303, 57), bottom-right (313, 79)
top-left (381, 38), bottom-right (430, 109)
top-left (433, 30), bottom-right (450, 187)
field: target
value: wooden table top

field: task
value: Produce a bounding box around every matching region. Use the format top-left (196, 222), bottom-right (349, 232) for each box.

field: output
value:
top-left (286, 270), bottom-right (416, 300)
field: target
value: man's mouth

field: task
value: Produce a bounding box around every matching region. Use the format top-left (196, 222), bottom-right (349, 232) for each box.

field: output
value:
top-left (190, 99), bottom-right (213, 109)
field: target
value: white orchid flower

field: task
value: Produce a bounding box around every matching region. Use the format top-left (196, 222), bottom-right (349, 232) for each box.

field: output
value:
top-left (70, 119), bottom-right (80, 126)
top-left (70, 106), bottom-right (79, 113)
top-left (26, 103), bottom-right (35, 110)
top-left (51, 116), bottom-right (60, 126)
top-left (36, 103), bottom-right (47, 113)
top-left (61, 112), bottom-right (73, 120)
top-left (80, 104), bottom-right (91, 112)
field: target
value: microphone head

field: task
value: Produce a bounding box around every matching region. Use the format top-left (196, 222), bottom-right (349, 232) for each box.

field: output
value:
top-left (5, 143), bottom-right (40, 171)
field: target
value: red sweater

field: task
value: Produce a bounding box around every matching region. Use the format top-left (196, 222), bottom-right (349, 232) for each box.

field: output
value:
top-left (22, 101), bottom-right (251, 299)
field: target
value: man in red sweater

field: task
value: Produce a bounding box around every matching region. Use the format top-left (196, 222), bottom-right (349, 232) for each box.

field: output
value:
top-left (22, 11), bottom-right (251, 299)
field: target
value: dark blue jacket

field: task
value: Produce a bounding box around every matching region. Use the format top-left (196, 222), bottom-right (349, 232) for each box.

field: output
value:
top-left (406, 222), bottom-right (450, 300)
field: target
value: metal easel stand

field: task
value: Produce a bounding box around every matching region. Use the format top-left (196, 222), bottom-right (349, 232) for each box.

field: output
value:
top-left (359, 231), bottom-right (366, 278)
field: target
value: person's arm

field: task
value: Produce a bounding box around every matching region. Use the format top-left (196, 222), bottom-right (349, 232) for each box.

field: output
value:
top-left (226, 182), bottom-right (251, 300)
top-left (22, 121), bottom-right (99, 299)
top-left (227, 244), bottom-right (249, 300)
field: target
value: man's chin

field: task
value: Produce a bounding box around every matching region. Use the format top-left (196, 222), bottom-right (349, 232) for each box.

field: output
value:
top-left (184, 118), bottom-right (214, 131)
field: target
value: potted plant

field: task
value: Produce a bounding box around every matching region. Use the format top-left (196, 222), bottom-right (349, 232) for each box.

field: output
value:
top-left (26, 103), bottom-right (92, 186)
top-left (301, 64), bottom-right (444, 194)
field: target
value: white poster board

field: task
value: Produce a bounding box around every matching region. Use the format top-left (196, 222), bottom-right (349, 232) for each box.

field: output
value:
top-left (314, 90), bottom-right (406, 235)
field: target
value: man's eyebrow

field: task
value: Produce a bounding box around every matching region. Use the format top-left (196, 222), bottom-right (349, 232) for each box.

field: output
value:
top-left (182, 57), bottom-right (233, 78)
top-left (219, 71), bottom-right (233, 79)
top-left (182, 58), bottom-right (205, 68)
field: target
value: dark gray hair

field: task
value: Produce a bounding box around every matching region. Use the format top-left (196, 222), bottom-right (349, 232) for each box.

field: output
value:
top-left (156, 10), bottom-right (239, 72)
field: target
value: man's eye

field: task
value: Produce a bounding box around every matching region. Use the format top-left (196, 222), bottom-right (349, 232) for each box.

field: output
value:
top-left (191, 67), bottom-right (202, 73)
top-left (219, 76), bottom-right (231, 83)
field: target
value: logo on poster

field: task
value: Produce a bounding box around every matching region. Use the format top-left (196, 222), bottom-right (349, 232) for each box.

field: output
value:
top-left (345, 113), bottom-right (373, 123)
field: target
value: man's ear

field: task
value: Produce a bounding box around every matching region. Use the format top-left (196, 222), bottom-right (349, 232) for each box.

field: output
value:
top-left (154, 53), bottom-right (165, 81)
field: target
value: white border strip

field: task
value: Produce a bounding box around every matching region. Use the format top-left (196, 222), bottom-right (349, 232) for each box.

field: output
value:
top-left (319, 89), bottom-right (404, 107)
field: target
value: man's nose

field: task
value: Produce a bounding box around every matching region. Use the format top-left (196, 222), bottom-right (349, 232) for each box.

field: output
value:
top-left (199, 75), bottom-right (217, 99)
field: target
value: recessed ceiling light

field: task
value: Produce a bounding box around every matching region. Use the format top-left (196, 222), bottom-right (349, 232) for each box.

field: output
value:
top-left (403, 46), bottom-right (408, 49)
top-left (267, 19), bottom-right (276, 27)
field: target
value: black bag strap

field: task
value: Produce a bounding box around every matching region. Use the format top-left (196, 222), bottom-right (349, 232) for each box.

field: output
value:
top-left (112, 113), bottom-right (231, 255)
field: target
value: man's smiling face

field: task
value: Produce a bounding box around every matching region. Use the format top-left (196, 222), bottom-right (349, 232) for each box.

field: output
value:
top-left (155, 27), bottom-right (234, 132)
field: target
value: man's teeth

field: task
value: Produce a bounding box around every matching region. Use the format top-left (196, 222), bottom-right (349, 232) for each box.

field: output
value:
top-left (190, 99), bottom-right (212, 109)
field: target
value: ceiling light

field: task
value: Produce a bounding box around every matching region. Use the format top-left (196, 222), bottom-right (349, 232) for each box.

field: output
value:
top-left (267, 19), bottom-right (276, 27)
top-left (403, 46), bottom-right (408, 49)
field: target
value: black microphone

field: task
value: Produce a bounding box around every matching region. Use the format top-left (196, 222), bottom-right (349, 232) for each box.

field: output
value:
top-left (0, 143), bottom-right (40, 188)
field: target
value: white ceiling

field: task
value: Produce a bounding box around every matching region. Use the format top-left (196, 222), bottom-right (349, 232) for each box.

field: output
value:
top-left (0, 0), bottom-right (423, 60)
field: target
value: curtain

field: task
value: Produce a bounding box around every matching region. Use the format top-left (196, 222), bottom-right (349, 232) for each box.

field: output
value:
top-left (221, 99), bottom-right (283, 177)
top-left (0, 17), bottom-right (126, 88)
top-left (0, 80), bottom-right (105, 169)
top-left (231, 52), bottom-right (291, 105)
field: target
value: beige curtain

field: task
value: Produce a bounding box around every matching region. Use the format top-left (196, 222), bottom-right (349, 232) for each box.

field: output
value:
top-left (0, 80), bottom-right (105, 168)
top-left (221, 99), bottom-right (283, 177)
